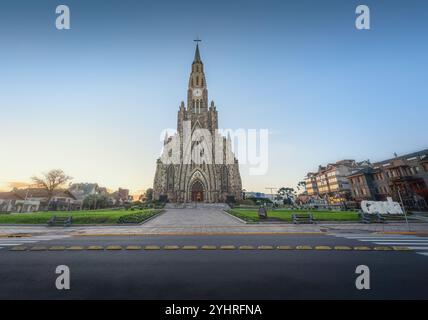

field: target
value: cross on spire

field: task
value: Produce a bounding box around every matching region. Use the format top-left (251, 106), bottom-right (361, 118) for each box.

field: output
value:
top-left (193, 37), bottom-right (202, 62)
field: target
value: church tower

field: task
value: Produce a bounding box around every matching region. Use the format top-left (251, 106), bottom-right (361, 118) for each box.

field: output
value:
top-left (187, 43), bottom-right (208, 114)
top-left (179, 42), bottom-right (218, 135)
top-left (153, 41), bottom-right (242, 204)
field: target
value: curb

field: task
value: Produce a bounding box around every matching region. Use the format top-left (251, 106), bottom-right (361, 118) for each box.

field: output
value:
top-left (221, 210), bottom-right (248, 224)
top-left (138, 209), bottom-right (166, 225)
top-left (7, 244), bottom-right (414, 252)
top-left (71, 231), bottom-right (327, 237)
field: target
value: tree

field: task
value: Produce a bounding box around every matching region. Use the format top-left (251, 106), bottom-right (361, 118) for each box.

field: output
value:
top-left (297, 181), bottom-right (306, 193)
top-left (31, 169), bottom-right (72, 204)
top-left (278, 187), bottom-right (296, 205)
top-left (145, 188), bottom-right (153, 201)
top-left (83, 194), bottom-right (110, 210)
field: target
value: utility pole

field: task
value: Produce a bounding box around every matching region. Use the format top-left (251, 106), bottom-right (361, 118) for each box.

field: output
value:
top-left (397, 188), bottom-right (410, 231)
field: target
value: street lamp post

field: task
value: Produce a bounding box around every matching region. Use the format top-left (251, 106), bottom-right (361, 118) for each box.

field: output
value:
top-left (397, 188), bottom-right (410, 232)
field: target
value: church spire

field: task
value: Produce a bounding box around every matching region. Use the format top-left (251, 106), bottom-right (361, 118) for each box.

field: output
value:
top-left (193, 38), bottom-right (202, 63)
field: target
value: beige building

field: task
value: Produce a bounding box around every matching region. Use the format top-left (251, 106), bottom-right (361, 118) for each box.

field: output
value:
top-left (153, 43), bottom-right (242, 203)
top-left (304, 160), bottom-right (369, 203)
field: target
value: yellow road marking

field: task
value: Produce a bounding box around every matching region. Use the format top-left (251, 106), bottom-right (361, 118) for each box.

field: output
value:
top-left (315, 246), bottom-right (332, 250)
top-left (182, 245), bottom-right (198, 250)
top-left (354, 246), bottom-right (372, 251)
top-left (392, 246), bottom-right (412, 251)
top-left (87, 246), bottom-right (104, 250)
top-left (277, 246), bottom-right (293, 250)
top-left (239, 245), bottom-right (255, 250)
top-left (144, 245), bottom-right (160, 250)
top-left (374, 246), bottom-right (392, 251)
top-left (30, 246), bottom-right (47, 251)
top-left (163, 245), bottom-right (179, 250)
top-left (220, 245), bottom-right (236, 250)
top-left (334, 246), bottom-right (352, 250)
top-left (106, 245), bottom-right (122, 250)
top-left (201, 245), bottom-right (217, 250)
top-left (67, 246), bottom-right (84, 251)
top-left (9, 246), bottom-right (27, 251)
top-left (258, 245), bottom-right (274, 250)
top-left (126, 245), bottom-right (142, 250)
top-left (8, 243), bottom-right (414, 253)
top-left (296, 245), bottom-right (312, 250)
top-left (49, 246), bottom-right (66, 251)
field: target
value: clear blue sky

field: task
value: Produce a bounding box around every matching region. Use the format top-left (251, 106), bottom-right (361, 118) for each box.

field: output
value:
top-left (0, 0), bottom-right (427, 194)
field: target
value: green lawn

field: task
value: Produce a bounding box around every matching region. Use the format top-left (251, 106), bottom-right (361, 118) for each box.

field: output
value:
top-left (228, 208), bottom-right (360, 222)
top-left (0, 209), bottom-right (162, 225)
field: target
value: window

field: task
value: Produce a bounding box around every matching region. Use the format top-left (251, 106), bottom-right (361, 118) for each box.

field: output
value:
top-left (167, 166), bottom-right (175, 191)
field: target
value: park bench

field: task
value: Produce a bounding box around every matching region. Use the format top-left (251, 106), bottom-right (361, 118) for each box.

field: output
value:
top-left (292, 213), bottom-right (315, 224)
top-left (47, 216), bottom-right (72, 227)
top-left (360, 212), bottom-right (385, 224)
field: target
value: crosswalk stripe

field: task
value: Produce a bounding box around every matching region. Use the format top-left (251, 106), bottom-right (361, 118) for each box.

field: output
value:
top-left (344, 237), bottom-right (428, 239)
top-left (368, 240), bottom-right (428, 242)
top-left (374, 242), bottom-right (428, 245)
top-left (358, 239), bottom-right (428, 243)
top-left (339, 236), bottom-right (424, 240)
top-left (333, 234), bottom-right (422, 238)
top-left (417, 252), bottom-right (428, 256)
top-left (0, 235), bottom-right (70, 251)
top-left (332, 233), bottom-right (428, 258)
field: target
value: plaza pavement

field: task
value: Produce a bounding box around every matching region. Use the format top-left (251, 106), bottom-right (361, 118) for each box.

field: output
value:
top-left (0, 208), bottom-right (428, 237)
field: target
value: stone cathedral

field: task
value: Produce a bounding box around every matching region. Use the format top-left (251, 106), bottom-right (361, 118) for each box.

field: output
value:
top-left (153, 43), bottom-right (242, 203)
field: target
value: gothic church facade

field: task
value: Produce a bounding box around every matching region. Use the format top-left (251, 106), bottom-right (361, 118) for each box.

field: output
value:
top-left (153, 44), bottom-right (242, 203)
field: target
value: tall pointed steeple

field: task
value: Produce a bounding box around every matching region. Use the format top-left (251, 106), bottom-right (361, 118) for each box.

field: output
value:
top-left (188, 39), bottom-right (207, 115)
top-left (194, 43), bottom-right (202, 63)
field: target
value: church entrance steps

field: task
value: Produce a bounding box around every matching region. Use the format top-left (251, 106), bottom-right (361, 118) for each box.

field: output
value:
top-left (165, 203), bottom-right (231, 210)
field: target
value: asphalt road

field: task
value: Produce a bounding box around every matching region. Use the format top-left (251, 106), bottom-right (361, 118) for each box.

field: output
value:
top-left (1, 234), bottom-right (427, 299)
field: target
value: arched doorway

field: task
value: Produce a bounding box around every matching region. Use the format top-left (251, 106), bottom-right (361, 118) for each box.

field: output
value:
top-left (191, 180), bottom-right (204, 202)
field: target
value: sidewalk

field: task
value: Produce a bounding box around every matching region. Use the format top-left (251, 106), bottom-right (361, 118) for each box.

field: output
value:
top-left (1, 222), bottom-right (427, 237)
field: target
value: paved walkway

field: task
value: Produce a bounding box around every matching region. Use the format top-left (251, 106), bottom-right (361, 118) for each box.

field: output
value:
top-left (143, 208), bottom-right (242, 227)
